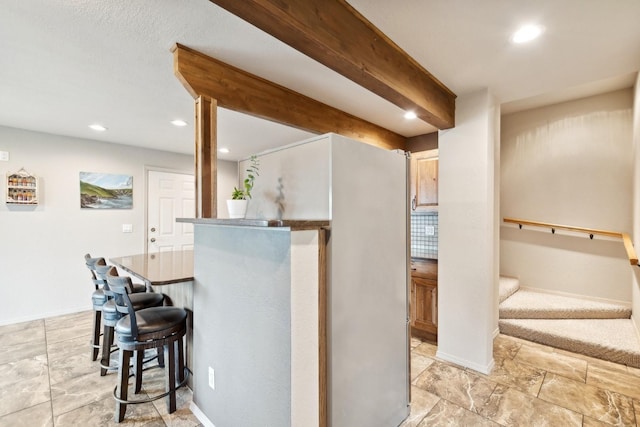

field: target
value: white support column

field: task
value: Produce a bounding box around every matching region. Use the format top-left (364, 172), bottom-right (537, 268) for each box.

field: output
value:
top-left (436, 89), bottom-right (500, 374)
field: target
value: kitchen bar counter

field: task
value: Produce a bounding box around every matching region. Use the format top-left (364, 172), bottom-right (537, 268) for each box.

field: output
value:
top-left (177, 218), bottom-right (330, 230)
top-left (110, 250), bottom-right (194, 286)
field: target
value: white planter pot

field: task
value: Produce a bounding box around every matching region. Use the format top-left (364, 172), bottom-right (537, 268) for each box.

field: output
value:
top-left (226, 199), bottom-right (248, 219)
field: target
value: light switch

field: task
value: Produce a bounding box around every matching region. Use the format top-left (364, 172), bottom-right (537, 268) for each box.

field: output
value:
top-left (0, 151), bottom-right (8, 161)
top-left (425, 225), bottom-right (435, 236)
top-left (122, 224), bottom-right (133, 233)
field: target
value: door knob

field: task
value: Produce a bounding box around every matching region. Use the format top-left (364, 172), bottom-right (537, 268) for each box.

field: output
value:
top-left (150, 227), bottom-right (156, 232)
top-left (150, 238), bottom-right (156, 243)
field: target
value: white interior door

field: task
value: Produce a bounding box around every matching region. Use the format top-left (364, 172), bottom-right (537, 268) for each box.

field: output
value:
top-left (147, 170), bottom-right (195, 253)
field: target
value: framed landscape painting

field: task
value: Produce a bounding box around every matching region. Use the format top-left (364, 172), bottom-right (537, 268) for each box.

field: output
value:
top-left (80, 172), bottom-right (133, 209)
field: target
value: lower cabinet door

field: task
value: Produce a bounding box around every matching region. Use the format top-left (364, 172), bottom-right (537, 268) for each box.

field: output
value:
top-left (411, 277), bottom-right (437, 338)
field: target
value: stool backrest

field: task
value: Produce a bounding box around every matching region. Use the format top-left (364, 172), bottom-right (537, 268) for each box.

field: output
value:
top-left (85, 254), bottom-right (107, 289)
top-left (94, 263), bottom-right (115, 297)
top-left (105, 266), bottom-right (139, 336)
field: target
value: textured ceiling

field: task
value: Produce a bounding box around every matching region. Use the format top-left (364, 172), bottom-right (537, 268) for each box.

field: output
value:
top-left (1, 0), bottom-right (639, 159)
top-left (349, 0), bottom-right (640, 113)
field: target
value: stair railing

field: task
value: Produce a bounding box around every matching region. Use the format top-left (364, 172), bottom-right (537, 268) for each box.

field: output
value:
top-left (503, 217), bottom-right (638, 266)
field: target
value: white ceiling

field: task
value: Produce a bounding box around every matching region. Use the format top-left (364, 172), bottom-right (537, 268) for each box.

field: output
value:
top-left (1, 0), bottom-right (639, 160)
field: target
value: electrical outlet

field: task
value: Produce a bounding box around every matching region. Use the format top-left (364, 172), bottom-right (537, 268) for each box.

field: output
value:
top-left (425, 225), bottom-right (435, 236)
top-left (0, 151), bottom-right (8, 161)
top-left (208, 366), bottom-right (215, 390)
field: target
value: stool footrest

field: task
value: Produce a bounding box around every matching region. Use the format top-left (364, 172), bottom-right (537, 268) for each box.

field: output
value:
top-left (112, 367), bottom-right (190, 405)
top-left (100, 350), bottom-right (158, 372)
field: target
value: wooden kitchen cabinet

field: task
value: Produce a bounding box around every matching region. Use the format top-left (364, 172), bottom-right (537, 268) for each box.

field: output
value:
top-left (410, 259), bottom-right (438, 341)
top-left (410, 150), bottom-right (438, 211)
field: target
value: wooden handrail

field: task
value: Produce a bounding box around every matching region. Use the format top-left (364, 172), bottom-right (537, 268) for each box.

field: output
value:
top-left (503, 217), bottom-right (638, 265)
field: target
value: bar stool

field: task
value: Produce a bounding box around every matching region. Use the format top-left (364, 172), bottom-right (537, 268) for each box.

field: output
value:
top-left (85, 254), bottom-right (108, 361)
top-left (106, 266), bottom-right (188, 423)
top-left (85, 254), bottom-right (151, 365)
top-left (94, 263), bottom-right (165, 376)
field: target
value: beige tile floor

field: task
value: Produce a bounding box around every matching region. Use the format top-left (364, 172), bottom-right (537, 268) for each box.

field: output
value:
top-left (2, 310), bottom-right (640, 426)
top-left (406, 335), bottom-right (640, 426)
top-left (0, 310), bottom-right (199, 427)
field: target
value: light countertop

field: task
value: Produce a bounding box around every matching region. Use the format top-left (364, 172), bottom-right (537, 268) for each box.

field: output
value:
top-left (110, 250), bottom-right (194, 286)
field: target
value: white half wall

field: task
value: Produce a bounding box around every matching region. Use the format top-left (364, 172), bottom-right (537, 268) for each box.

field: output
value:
top-left (501, 89), bottom-right (634, 302)
top-left (437, 89), bottom-right (499, 373)
top-left (0, 125), bottom-right (236, 325)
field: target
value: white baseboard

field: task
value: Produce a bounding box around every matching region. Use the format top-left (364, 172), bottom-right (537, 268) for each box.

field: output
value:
top-left (190, 402), bottom-right (215, 427)
top-left (435, 350), bottom-right (495, 375)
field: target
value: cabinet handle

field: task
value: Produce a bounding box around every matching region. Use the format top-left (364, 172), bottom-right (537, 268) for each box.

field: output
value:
top-left (411, 195), bottom-right (417, 211)
top-left (150, 238), bottom-right (156, 243)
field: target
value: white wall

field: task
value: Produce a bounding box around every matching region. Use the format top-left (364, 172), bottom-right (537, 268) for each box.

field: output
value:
top-left (240, 135), bottom-right (332, 220)
top-left (501, 89), bottom-right (634, 302)
top-left (0, 126), bottom-right (236, 325)
top-left (217, 159), bottom-right (238, 219)
top-left (632, 75), bottom-right (640, 333)
top-left (437, 89), bottom-right (499, 374)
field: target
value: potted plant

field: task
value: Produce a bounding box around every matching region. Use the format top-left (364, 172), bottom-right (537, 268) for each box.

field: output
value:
top-left (227, 155), bottom-right (259, 218)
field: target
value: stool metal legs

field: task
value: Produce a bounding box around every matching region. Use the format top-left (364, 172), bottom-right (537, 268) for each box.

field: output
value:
top-left (100, 324), bottom-right (115, 376)
top-left (165, 342), bottom-right (177, 414)
top-left (115, 349), bottom-right (131, 422)
top-left (91, 309), bottom-right (102, 361)
top-left (113, 336), bottom-right (187, 423)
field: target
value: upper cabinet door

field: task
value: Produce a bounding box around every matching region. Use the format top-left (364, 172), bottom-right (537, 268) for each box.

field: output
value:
top-left (410, 150), bottom-right (438, 211)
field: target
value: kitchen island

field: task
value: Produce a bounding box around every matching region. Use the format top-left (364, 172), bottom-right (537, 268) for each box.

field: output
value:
top-left (180, 133), bottom-right (410, 427)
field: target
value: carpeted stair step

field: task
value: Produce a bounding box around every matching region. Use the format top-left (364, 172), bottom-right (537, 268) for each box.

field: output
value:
top-left (499, 276), bottom-right (520, 303)
top-left (499, 318), bottom-right (640, 368)
top-left (500, 289), bottom-right (631, 319)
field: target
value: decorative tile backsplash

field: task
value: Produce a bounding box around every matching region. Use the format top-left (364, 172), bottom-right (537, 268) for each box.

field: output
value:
top-left (411, 212), bottom-right (438, 259)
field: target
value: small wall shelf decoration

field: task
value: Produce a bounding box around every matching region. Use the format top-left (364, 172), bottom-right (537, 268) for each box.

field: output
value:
top-left (6, 168), bottom-right (39, 205)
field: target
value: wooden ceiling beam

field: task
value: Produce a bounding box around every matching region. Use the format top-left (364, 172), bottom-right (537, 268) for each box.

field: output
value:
top-left (172, 43), bottom-right (406, 150)
top-left (208, 0), bottom-right (456, 129)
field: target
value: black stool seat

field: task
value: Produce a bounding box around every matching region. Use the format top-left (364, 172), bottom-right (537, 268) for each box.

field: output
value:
top-left (116, 307), bottom-right (187, 344)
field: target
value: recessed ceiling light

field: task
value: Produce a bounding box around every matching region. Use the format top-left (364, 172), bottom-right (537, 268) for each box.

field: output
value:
top-left (218, 148), bottom-right (230, 154)
top-left (404, 111), bottom-right (417, 120)
top-left (89, 124), bottom-right (107, 131)
top-left (171, 119), bottom-right (187, 127)
top-left (511, 24), bottom-right (544, 44)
